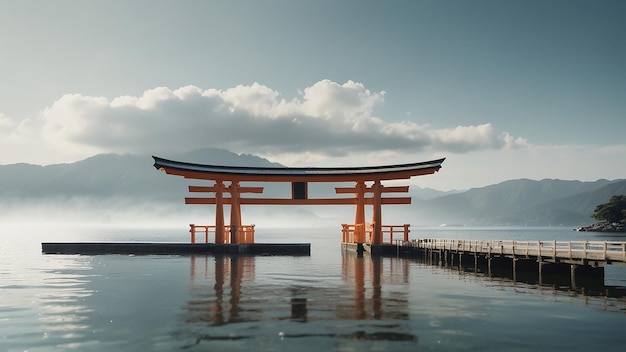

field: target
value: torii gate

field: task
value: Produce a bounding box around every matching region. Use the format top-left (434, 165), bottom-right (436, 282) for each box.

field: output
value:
top-left (153, 156), bottom-right (445, 245)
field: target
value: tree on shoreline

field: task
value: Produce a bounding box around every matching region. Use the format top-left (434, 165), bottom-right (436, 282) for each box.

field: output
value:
top-left (592, 195), bottom-right (626, 223)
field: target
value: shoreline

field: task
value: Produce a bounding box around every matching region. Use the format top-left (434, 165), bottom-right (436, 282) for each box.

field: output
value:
top-left (575, 222), bottom-right (626, 233)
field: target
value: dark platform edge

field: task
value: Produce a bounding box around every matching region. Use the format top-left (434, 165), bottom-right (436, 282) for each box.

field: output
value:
top-left (341, 243), bottom-right (402, 256)
top-left (42, 242), bottom-right (311, 256)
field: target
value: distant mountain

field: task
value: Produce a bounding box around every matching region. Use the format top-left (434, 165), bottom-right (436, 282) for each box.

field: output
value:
top-left (0, 148), bottom-right (281, 201)
top-left (1, 149), bottom-right (624, 226)
top-left (415, 178), bottom-right (625, 226)
top-left (409, 186), bottom-right (463, 200)
top-left (506, 179), bottom-right (626, 226)
top-left (162, 148), bottom-right (283, 167)
top-left (0, 148), bottom-right (294, 223)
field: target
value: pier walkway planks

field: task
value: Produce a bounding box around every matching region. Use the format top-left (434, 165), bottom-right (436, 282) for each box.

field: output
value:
top-left (408, 239), bottom-right (626, 266)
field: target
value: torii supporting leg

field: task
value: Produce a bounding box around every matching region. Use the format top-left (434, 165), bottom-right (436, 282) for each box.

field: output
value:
top-left (372, 180), bottom-right (382, 245)
top-left (215, 181), bottom-right (225, 244)
top-left (354, 181), bottom-right (366, 244)
top-left (230, 181), bottom-right (241, 244)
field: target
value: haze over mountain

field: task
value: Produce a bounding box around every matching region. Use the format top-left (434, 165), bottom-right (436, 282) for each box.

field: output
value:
top-left (1, 148), bottom-right (623, 227)
top-left (411, 178), bottom-right (626, 226)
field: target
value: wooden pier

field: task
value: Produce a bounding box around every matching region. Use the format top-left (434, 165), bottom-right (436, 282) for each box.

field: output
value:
top-left (391, 239), bottom-right (626, 283)
top-left (410, 239), bottom-right (626, 266)
top-left (406, 244), bottom-right (626, 313)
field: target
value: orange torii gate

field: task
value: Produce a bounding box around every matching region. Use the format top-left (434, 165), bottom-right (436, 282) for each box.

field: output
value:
top-left (153, 156), bottom-right (445, 245)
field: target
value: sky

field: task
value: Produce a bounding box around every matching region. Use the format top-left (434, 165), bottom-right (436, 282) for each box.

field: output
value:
top-left (0, 0), bottom-right (624, 191)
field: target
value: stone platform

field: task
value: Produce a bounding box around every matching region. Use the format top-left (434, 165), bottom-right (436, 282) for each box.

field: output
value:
top-left (42, 242), bottom-right (311, 256)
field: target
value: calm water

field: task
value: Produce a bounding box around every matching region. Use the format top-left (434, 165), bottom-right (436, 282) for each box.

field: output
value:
top-left (2, 223), bottom-right (626, 351)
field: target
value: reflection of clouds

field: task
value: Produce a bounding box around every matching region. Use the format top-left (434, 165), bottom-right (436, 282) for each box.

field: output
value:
top-left (0, 223), bottom-right (100, 350)
top-left (407, 266), bottom-right (500, 323)
top-left (37, 257), bottom-right (96, 344)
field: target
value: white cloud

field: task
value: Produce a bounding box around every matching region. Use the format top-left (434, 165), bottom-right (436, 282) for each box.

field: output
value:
top-left (429, 124), bottom-right (529, 152)
top-left (220, 83), bottom-right (281, 117)
top-left (299, 80), bottom-right (385, 121)
top-left (0, 113), bottom-right (15, 136)
top-left (0, 113), bottom-right (11, 126)
top-left (0, 80), bottom-right (624, 191)
top-left (32, 80), bottom-right (524, 160)
top-left (0, 110), bottom-right (106, 166)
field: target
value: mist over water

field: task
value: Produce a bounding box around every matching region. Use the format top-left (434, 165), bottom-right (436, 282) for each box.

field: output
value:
top-left (0, 200), bottom-right (355, 230)
top-left (1, 223), bottom-right (626, 351)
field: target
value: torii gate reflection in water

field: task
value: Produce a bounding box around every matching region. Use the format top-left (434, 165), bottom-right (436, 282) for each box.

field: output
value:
top-left (153, 156), bottom-right (444, 246)
top-left (187, 253), bottom-right (412, 325)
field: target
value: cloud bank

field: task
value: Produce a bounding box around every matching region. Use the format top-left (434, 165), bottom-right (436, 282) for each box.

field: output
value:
top-left (23, 79), bottom-right (525, 163)
top-left (2, 80), bottom-right (624, 190)
top-left (0, 80), bottom-right (526, 165)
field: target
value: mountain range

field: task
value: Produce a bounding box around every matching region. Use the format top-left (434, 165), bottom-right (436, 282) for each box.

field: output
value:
top-left (1, 148), bottom-right (624, 226)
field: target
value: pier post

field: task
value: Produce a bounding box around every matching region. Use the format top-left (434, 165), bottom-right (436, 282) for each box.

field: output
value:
top-left (570, 264), bottom-right (605, 290)
top-left (489, 257), bottom-right (514, 279)
top-left (448, 250), bottom-right (455, 267)
top-left (539, 262), bottom-right (571, 286)
top-left (459, 253), bottom-right (474, 272)
top-left (513, 259), bottom-right (539, 284)
top-left (475, 255), bottom-right (489, 274)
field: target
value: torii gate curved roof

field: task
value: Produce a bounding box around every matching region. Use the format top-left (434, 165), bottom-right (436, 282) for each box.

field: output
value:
top-left (153, 156), bottom-right (445, 182)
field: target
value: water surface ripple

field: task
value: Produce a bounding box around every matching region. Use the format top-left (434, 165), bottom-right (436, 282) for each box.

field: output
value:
top-left (1, 224), bottom-right (626, 351)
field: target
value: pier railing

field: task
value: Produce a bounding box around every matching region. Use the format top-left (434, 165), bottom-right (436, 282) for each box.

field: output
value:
top-left (412, 239), bottom-right (626, 263)
top-left (189, 224), bottom-right (255, 244)
top-left (341, 224), bottom-right (410, 244)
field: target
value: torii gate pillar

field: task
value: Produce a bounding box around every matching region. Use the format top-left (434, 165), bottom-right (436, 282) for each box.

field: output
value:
top-left (229, 181), bottom-right (242, 244)
top-left (371, 180), bottom-right (383, 245)
top-left (215, 181), bottom-right (225, 244)
top-left (354, 181), bottom-right (366, 244)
